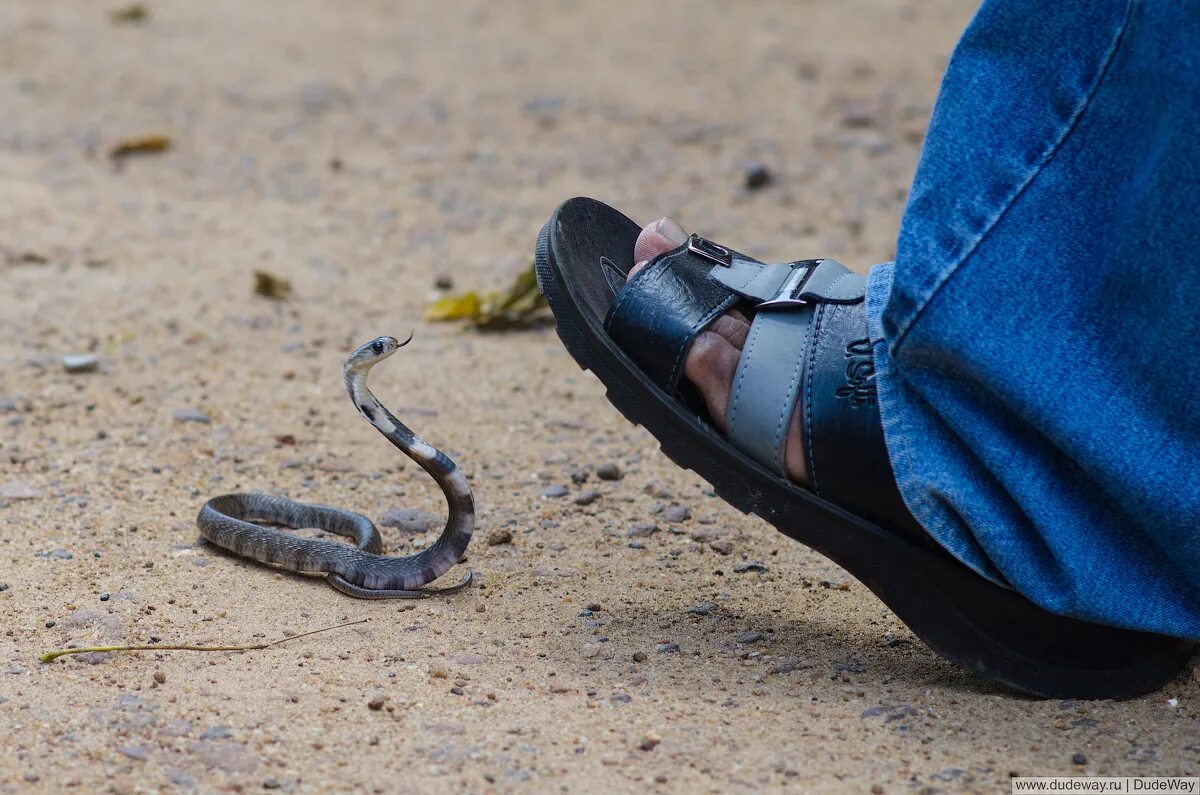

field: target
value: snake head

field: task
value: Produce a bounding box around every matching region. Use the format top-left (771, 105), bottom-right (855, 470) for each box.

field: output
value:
top-left (345, 333), bottom-right (412, 374)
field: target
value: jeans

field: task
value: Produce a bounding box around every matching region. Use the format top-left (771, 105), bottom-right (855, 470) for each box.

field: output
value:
top-left (865, 0), bottom-right (1200, 638)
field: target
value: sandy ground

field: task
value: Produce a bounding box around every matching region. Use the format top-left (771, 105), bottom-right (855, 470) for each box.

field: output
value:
top-left (1, 1), bottom-right (1197, 792)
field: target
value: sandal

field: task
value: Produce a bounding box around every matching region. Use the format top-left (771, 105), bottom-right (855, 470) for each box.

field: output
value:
top-left (534, 196), bottom-right (1193, 699)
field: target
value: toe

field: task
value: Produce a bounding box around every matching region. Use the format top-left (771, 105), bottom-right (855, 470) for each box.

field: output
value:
top-left (633, 216), bottom-right (687, 266)
top-left (683, 330), bottom-right (742, 433)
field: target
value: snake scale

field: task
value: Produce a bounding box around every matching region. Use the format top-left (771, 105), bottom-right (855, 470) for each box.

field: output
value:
top-left (196, 335), bottom-right (474, 598)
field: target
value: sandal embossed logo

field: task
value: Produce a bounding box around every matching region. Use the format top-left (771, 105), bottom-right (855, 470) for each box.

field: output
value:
top-left (835, 338), bottom-right (876, 407)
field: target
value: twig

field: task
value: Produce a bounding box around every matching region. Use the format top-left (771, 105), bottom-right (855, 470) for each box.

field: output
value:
top-left (39, 618), bottom-right (368, 663)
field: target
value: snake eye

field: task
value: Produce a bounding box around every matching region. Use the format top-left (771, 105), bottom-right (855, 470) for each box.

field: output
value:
top-left (371, 340), bottom-right (384, 355)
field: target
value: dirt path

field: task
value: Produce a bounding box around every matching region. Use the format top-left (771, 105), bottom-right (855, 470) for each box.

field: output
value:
top-left (1, 1), bottom-right (1195, 792)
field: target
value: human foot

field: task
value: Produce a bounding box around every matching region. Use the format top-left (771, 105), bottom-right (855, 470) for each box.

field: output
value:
top-left (628, 217), bottom-right (810, 485)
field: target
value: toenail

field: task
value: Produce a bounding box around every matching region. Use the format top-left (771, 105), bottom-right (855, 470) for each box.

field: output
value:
top-left (655, 217), bottom-right (688, 246)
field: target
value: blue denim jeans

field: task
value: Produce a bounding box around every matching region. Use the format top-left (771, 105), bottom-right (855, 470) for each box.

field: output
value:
top-left (866, 0), bottom-right (1200, 638)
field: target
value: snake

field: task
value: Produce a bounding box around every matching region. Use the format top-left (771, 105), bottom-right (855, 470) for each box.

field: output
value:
top-left (196, 334), bottom-right (474, 598)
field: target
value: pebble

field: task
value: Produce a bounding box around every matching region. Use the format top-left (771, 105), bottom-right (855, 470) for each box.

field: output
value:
top-left (736, 629), bottom-right (767, 644)
top-left (572, 490), bottom-right (600, 506)
top-left (744, 162), bottom-right (773, 190)
top-left (99, 592), bottom-right (110, 601)
top-left (632, 651), bottom-right (647, 662)
top-left (367, 696), bottom-right (386, 711)
top-left (628, 541), bottom-right (645, 549)
top-left (0, 584), bottom-right (8, 592)
top-left (656, 642), bottom-right (680, 654)
top-left (263, 778), bottom-right (282, 790)
top-left (662, 505), bottom-right (691, 523)
top-left (710, 539), bottom-right (734, 555)
top-left (172, 408), bottom-right (211, 424)
top-left (434, 275), bottom-right (454, 290)
top-left (770, 658), bottom-right (807, 674)
top-left (733, 561), bottom-right (768, 573)
top-left (153, 671), bottom-right (166, 684)
top-left (0, 480), bottom-right (40, 500)
top-left (193, 741), bottom-right (258, 774)
top-left (540, 484), bottom-right (568, 498)
top-left (542, 452), bottom-right (570, 464)
top-left (580, 643), bottom-right (603, 659)
top-left (62, 354), bottom-right (99, 373)
top-left (689, 602), bottom-right (717, 616)
top-left (586, 603), bottom-right (602, 611)
top-left (379, 507), bottom-right (438, 534)
top-left (453, 654), bottom-right (488, 665)
top-left (1072, 753), bottom-right (1087, 766)
top-left (486, 528), bottom-right (513, 546)
top-left (118, 745), bottom-right (150, 761)
top-left (199, 725), bottom-right (232, 740)
top-left (626, 523), bottom-right (658, 538)
top-left (638, 732), bottom-right (662, 751)
top-left (595, 463), bottom-right (622, 481)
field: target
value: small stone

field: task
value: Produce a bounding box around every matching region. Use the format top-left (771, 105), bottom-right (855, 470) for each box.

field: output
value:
top-left (200, 726), bottom-right (233, 740)
top-left (450, 686), bottom-right (464, 695)
top-left (263, 778), bottom-right (282, 790)
top-left (709, 539), bottom-right (734, 555)
top-left (656, 642), bottom-right (680, 654)
top-left (0, 583), bottom-right (8, 592)
top-left (586, 603), bottom-right (602, 611)
top-left (580, 643), bottom-right (603, 659)
top-left (627, 541), bottom-right (645, 549)
top-left (689, 602), bottom-right (717, 616)
top-left (45, 620), bottom-right (56, 628)
top-left (632, 651), bottom-right (647, 663)
top-left (62, 354), bottom-right (99, 373)
top-left (626, 523), bottom-right (658, 538)
top-left (871, 786), bottom-right (885, 795)
top-left (434, 275), bottom-right (454, 290)
top-left (638, 732), bottom-right (662, 752)
top-left (737, 629), bottom-right (767, 644)
top-left (1072, 753), bottom-right (1087, 766)
top-left (119, 745), bottom-right (150, 761)
top-left (0, 480), bottom-right (40, 500)
top-left (595, 463), bottom-right (622, 481)
top-left (193, 741), bottom-right (258, 774)
top-left (486, 528), bottom-right (513, 546)
top-left (542, 451), bottom-right (570, 464)
top-left (744, 162), bottom-right (773, 190)
top-left (48, 549), bottom-right (73, 560)
top-left (367, 696), bottom-right (385, 711)
top-left (540, 484), bottom-right (568, 498)
top-left (100, 592), bottom-right (110, 601)
top-left (153, 671), bottom-right (166, 684)
top-left (379, 507), bottom-right (438, 534)
top-left (733, 561), bottom-right (768, 574)
top-left (172, 408), bottom-right (211, 424)
top-left (770, 658), bottom-right (807, 674)
top-left (573, 490), bottom-right (600, 506)
top-left (662, 505), bottom-right (691, 523)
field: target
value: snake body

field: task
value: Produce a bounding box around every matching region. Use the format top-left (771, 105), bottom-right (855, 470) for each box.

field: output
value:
top-left (196, 335), bottom-right (474, 598)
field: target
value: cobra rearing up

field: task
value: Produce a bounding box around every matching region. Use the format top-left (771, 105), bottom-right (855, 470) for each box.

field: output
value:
top-left (196, 335), bottom-right (474, 598)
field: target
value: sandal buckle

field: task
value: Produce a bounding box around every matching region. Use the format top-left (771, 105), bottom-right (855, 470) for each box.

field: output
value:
top-left (758, 261), bottom-right (819, 309)
top-left (687, 234), bottom-right (732, 267)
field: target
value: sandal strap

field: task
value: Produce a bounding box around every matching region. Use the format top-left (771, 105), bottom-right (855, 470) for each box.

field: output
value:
top-left (604, 242), bottom-right (740, 393)
top-left (712, 249), bottom-right (919, 533)
top-left (719, 256), bottom-right (866, 477)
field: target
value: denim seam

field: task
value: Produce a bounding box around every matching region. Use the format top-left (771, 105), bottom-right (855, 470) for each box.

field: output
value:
top-left (888, 0), bottom-right (1137, 354)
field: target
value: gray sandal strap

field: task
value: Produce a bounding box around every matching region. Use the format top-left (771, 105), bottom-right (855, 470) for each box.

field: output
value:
top-left (725, 308), bottom-right (816, 476)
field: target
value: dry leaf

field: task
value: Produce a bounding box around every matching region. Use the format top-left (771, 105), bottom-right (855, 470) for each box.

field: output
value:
top-left (110, 134), bottom-right (171, 159)
top-left (110, 4), bottom-right (148, 23)
top-left (253, 270), bottom-right (292, 300)
top-left (425, 264), bottom-right (547, 330)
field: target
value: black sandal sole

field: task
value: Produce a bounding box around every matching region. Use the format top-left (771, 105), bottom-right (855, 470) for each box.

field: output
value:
top-left (534, 196), bottom-right (1193, 699)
